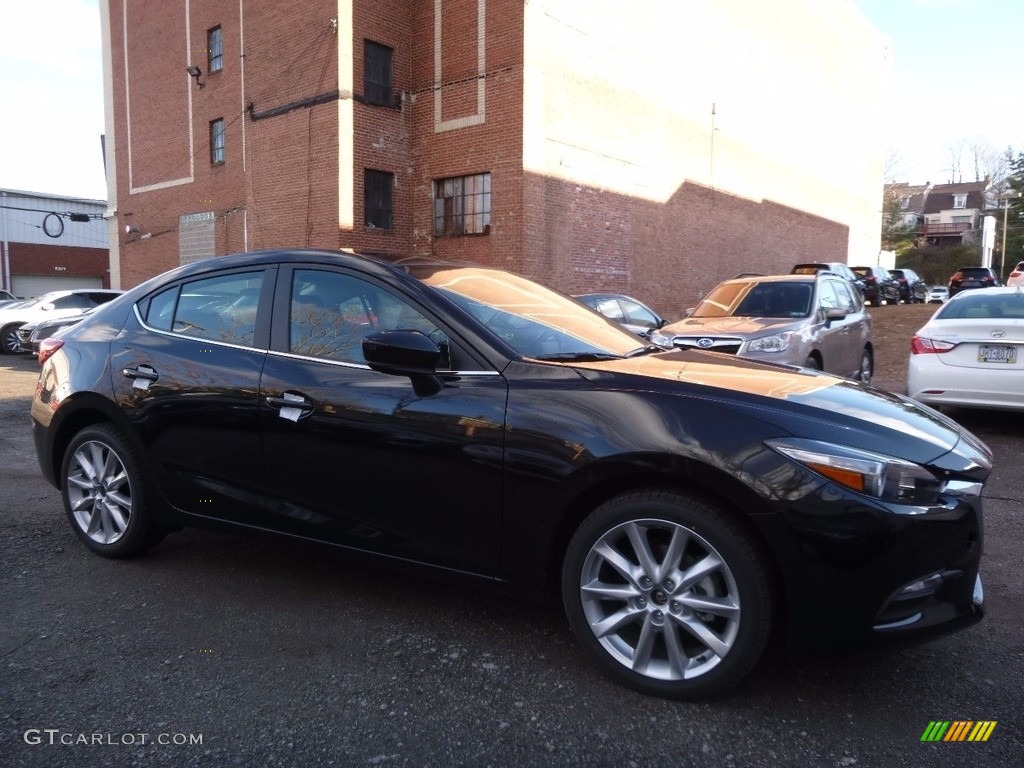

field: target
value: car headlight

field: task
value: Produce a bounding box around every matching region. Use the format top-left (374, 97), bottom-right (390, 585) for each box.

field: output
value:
top-left (650, 330), bottom-right (674, 348)
top-left (766, 438), bottom-right (942, 505)
top-left (746, 332), bottom-right (792, 354)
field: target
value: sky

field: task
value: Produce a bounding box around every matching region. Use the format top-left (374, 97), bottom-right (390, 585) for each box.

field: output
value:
top-left (0, 0), bottom-right (1020, 201)
top-left (854, 0), bottom-right (1023, 185)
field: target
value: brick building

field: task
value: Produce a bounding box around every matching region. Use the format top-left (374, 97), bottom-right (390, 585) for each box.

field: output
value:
top-left (101, 0), bottom-right (888, 317)
top-left (0, 189), bottom-right (110, 298)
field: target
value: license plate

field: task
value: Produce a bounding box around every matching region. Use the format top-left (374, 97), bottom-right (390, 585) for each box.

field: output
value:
top-left (978, 345), bottom-right (1016, 363)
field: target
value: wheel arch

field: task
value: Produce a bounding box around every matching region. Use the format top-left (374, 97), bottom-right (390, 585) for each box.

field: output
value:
top-left (544, 459), bottom-right (788, 628)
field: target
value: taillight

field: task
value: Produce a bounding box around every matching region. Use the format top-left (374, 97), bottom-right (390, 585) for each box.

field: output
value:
top-left (1011, 270), bottom-right (1022, 279)
top-left (911, 336), bottom-right (956, 355)
top-left (38, 338), bottom-right (64, 364)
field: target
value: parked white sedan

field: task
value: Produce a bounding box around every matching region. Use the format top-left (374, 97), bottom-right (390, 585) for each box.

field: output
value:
top-left (908, 287), bottom-right (1024, 411)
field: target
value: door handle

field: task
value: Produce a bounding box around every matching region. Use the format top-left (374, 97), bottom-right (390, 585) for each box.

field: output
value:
top-left (266, 394), bottom-right (314, 411)
top-left (122, 365), bottom-right (159, 382)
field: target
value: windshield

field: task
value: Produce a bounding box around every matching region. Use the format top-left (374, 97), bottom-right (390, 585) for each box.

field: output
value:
top-left (691, 280), bottom-right (814, 319)
top-left (408, 265), bottom-right (645, 359)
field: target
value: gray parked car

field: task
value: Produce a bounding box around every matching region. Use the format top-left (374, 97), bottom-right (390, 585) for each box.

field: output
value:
top-left (651, 273), bottom-right (873, 382)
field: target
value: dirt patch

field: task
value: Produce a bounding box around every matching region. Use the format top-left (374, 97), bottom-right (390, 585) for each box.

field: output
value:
top-left (866, 302), bottom-right (938, 393)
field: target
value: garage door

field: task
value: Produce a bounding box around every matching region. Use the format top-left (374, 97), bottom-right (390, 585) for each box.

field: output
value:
top-left (11, 275), bottom-right (103, 299)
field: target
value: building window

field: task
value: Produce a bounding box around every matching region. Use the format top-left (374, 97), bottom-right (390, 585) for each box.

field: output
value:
top-left (208, 26), bottom-right (223, 73)
top-left (952, 194), bottom-right (967, 209)
top-left (210, 118), bottom-right (225, 165)
top-left (364, 41), bottom-right (393, 106)
top-left (364, 170), bottom-right (393, 230)
top-left (434, 173), bottom-right (491, 236)
top-left (951, 215), bottom-right (972, 225)
top-left (899, 196), bottom-right (910, 210)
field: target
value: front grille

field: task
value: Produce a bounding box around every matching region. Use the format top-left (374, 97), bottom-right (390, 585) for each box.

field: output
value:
top-left (673, 339), bottom-right (742, 355)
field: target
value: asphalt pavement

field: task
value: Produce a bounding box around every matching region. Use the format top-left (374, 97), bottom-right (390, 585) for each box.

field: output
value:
top-left (1, 351), bottom-right (1021, 768)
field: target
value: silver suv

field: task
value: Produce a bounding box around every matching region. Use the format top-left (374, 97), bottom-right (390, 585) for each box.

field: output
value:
top-left (651, 273), bottom-right (873, 382)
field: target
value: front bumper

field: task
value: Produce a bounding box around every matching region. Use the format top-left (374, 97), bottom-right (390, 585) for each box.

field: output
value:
top-left (751, 481), bottom-right (984, 651)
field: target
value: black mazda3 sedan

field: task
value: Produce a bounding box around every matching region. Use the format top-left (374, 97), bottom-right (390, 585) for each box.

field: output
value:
top-left (32, 249), bottom-right (991, 699)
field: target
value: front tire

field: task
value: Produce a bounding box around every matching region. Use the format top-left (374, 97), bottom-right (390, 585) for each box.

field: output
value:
top-left (561, 490), bottom-right (773, 699)
top-left (856, 348), bottom-right (873, 384)
top-left (1, 323), bottom-right (22, 354)
top-left (61, 424), bottom-right (163, 557)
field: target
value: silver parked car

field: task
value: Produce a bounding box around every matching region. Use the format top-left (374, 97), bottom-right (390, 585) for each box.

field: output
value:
top-left (651, 273), bottom-right (873, 382)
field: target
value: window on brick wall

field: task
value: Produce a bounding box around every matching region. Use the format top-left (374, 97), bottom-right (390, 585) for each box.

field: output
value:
top-left (208, 26), bottom-right (223, 73)
top-left (364, 41), bottom-right (393, 106)
top-left (210, 118), bottom-right (225, 165)
top-left (365, 170), bottom-right (393, 230)
top-left (434, 173), bottom-right (491, 236)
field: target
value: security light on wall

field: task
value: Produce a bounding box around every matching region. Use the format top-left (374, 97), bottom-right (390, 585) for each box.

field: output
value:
top-left (186, 65), bottom-right (205, 89)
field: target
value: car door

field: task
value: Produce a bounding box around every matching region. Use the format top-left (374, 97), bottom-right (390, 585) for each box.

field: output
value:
top-left (816, 278), bottom-right (862, 376)
top-left (108, 268), bottom-right (273, 519)
top-left (258, 265), bottom-right (508, 575)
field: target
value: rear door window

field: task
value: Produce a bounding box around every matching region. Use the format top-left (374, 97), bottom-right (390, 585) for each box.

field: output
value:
top-left (141, 272), bottom-right (265, 347)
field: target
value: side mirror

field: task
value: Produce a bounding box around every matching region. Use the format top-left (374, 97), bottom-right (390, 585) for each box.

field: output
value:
top-left (823, 307), bottom-right (846, 325)
top-left (362, 330), bottom-right (442, 395)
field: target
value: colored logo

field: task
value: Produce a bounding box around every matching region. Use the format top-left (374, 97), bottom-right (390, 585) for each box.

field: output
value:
top-left (921, 721), bottom-right (997, 742)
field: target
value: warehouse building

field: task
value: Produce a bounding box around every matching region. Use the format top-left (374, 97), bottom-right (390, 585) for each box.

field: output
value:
top-left (101, 0), bottom-right (889, 315)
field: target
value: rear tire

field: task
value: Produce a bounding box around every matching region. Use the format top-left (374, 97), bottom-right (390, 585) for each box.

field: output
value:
top-left (561, 490), bottom-right (773, 699)
top-left (61, 424), bottom-right (163, 558)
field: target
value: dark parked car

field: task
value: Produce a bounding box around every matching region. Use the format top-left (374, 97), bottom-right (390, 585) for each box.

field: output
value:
top-left (17, 305), bottom-right (104, 359)
top-left (575, 293), bottom-right (666, 338)
top-left (651, 272), bottom-right (874, 382)
top-left (889, 268), bottom-right (928, 303)
top-left (851, 265), bottom-right (900, 306)
top-left (948, 266), bottom-right (1000, 297)
top-left (791, 262), bottom-right (865, 298)
top-left (33, 249), bottom-right (991, 700)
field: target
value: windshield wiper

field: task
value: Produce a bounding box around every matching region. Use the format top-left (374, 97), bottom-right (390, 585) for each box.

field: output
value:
top-left (532, 352), bottom-right (625, 362)
top-left (626, 345), bottom-right (665, 357)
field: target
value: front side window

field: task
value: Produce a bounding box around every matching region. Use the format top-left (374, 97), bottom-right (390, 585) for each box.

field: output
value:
top-left (434, 173), bottom-right (491, 236)
top-left (208, 26), bottom-right (223, 73)
top-left (142, 271), bottom-right (264, 346)
top-left (364, 41), bottom-right (393, 106)
top-left (364, 170), bottom-right (393, 230)
top-left (290, 269), bottom-right (446, 365)
top-left (210, 118), bottom-right (225, 164)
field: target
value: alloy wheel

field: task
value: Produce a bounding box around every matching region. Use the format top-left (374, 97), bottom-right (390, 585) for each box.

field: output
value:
top-left (577, 518), bottom-right (741, 681)
top-left (65, 439), bottom-right (133, 545)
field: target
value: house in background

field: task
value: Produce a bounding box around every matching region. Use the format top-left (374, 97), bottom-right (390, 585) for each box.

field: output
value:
top-left (100, 0), bottom-right (889, 314)
top-left (920, 181), bottom-right (991, 249)
top-left (883, 180), bottom-right (994, 251)
top-left (0, 189), bottom-right (110, 298)
top-left (886, 182), bottom-right (930, 230)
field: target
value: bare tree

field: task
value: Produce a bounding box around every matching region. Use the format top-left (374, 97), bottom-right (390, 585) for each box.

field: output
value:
top-left (944, 137), bottom-right (965, 183)
top-left (883, 148), bottom-right (909, 184)
top-left (966, 135), bottom-right (1009, 184)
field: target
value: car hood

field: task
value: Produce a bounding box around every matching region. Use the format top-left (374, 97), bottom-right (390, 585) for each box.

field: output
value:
top-left (571, 351), bottom-right (990, 473)
top-left (660, 316), bottom-right (802, 338)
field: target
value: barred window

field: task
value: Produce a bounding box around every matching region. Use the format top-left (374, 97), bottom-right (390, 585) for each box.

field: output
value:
top-left (365, 169), bottom-right (393, 230)
top-left (210, 118), bottom-right (225, 165)
top-left (364, 41), bottom-right (393, 106)
top-left (208, 26), bottom-right (223, 73)
top-left (434, 173), bottom-right (491, 236)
